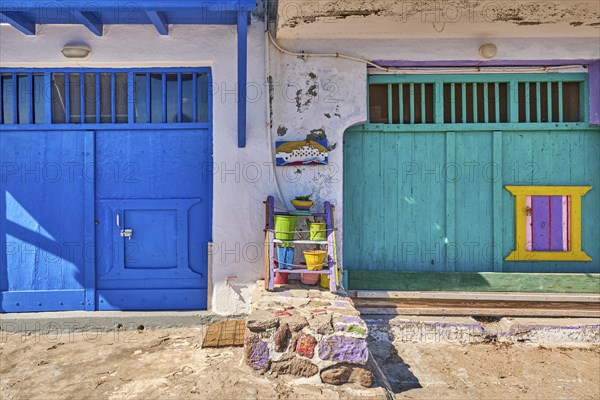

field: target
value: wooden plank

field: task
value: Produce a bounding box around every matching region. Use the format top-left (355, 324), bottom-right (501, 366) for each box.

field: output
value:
top-left (353, 298), bottom-right (600, 310)
top-left (387, 83), bottom-right (393, 124)
top-left (433, 81), bottom-right (443, 123)
top-left (354, 290), bottom-right (600, 302)
top-left (356, 307), bottom-right (600, 318)
top-left (450, 83), bottom-right (456, 123)
top-left (409, 83), bottom-right (415, 124)
top-left (492, 131), bottom-right (503, 272)
top-left (348, 271), bottom-right (600, 293)
top-left (445, 131), bottom-right (456, 272)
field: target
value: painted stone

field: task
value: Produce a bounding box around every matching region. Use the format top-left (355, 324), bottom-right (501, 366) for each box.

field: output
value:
top-left (271, 355), bottom-right (319, 377)
top-left (280, 314), bottom-right (308, 332)
top-left (274, 323), bottom-right (291, 352)
top-left (333, 315), bottom-right (369, 338)
top-left (320, 363), bottom-right (373, 387)
top-left (308, 313), bottom-right (333, 335)
top-left (296, 333), bottom-right (317, 358)
top-left (290, 334), bottom-right (299, 352)
top-left (246, 310), bottom-right (279, 333)
top-left (328, 308), bottom-right (361, 316)
top-left (244, 332), bottom-right (270, 371)
top-left (340, 316), bottom-right (363, 325)
top-left (319, 335), bottom-right (369, 364)
top-left (276, 311), bottom-right (292, 317)
top-left (334, 301), bottom-right (352, 308)
top-left (306, 300), bottom-right (331, 308)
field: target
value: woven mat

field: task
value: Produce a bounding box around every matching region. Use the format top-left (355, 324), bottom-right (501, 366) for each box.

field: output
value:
top-left (202, 320), bottom-right (246, 348)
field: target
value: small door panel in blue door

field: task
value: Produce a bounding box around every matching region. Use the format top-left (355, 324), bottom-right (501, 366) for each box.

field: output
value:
top-left (123, 209), bottom-right (178, 269)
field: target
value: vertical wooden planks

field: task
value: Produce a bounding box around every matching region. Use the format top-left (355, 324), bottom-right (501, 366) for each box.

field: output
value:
top-left (80, 73), bottom-right (85, 124)
top-left (525, 83), bottom-right (531, 123)
top-left (450, 83), bottom-right (456, 123)
top-left (409, 83), bottom-right (415, 124)
top-left (492, 131), bottom-right (504, 272)
top-left (95, 72), bottom-right (101, 123)
top-left (558, 81), bottom-right (563, 122)
top-left (65, 73), bottom-right (71, 123)
top-left (161, 72), bottom-right (167, 123)
top-left (387, 83), bottom-right (393, 124)
top-left (494, 82), bottom-right (500, 123)
top-left (434, 81), bottom-right (444, 124)
top-left (44, 72), bottom-right (52, 124)
top-left (547, 82), bottom-right (552, 122)
top-left (127, 72), bottom-right (134, 124)
top-left (84, 130), bottom-right (96, 310)
top-left (461, 83), bottom-right (467, 123)
top-left (472, 83), bottom-right (478, 123)
top-left (26, 73), bottom-right (33, 124)
top-left (445, 131), bottom-right (456, 272)
top-left (11, 73), bottom-right (18, 124)
top-left (398, 83), bottom-right (404, 124)
top-left (177, 73), bottom-right (183, 123)
top-left (192, 73), bottom-right (198, 123)
top-left (146, 73), bottom-right (151, 123)
top-left (420, 83), bottom-right (426, 124)
top-left (110, 73), bottom-right (115, 123)
top-left (509, 80), bottom-right (519, 123)
top-left (483, 83), bottom-right (489, 123)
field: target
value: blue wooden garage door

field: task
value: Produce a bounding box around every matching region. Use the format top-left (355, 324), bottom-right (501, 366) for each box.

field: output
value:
top-left (1, 131), bottom-right (91, 311)
top-left (95, 129), bottom-right (211, 310)
top-left (1, 68), bottom-right (212, 311)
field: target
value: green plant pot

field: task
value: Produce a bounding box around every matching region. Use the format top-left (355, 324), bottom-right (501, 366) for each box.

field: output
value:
top-left (309, 222), bottom-right (327, 241)
top-left (274, 215), bottom-right (297, 240)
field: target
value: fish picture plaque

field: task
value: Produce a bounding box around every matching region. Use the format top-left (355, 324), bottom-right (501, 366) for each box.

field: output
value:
top-left (275, 140), bottom-right (329, 166)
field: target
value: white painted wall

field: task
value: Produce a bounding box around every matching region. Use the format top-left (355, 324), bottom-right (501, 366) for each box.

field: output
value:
top-left (0, 20), bottom-right (272, 315)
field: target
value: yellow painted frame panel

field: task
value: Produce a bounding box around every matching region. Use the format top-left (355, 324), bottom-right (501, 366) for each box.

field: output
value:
top-left (505, 186), bottom-right (592, 262)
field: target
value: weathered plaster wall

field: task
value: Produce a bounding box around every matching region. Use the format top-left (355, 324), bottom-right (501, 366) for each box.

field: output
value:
top-left (0, 20), bottom-right (271, 315)
top-left (277, 0), bottom-right (600, 39)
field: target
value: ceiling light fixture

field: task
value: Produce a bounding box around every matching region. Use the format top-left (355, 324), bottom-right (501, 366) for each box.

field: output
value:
top-left (479, 43), bottom-right (498, 60)
top-left (61, 43), bottom-right (92, 59)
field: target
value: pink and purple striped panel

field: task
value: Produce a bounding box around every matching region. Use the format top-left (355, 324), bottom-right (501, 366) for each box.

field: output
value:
top-left (526, 196), bottom-right (570, 251)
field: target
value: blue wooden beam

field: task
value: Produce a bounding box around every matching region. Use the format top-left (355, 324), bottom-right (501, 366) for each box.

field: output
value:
top-left (73, 11), bottom-right (103, 36)
top-left (237, 10), bottom-right (247, 148)
top-left (0, 11), bottom-right (36, 35)
top-left (146, 11), bottom-right (168, 35)
top-left (1, 1), bottom-right (257, 12)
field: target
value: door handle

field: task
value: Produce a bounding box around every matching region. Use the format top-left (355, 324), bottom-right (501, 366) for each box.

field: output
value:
top-left (120, 229), bottom-right (133, 239)
top-left (116, 212), bottom-right (121, 227)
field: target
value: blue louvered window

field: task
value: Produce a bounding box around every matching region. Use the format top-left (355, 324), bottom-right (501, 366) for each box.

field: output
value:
top-left (1, 68), bottom-right (211, 127)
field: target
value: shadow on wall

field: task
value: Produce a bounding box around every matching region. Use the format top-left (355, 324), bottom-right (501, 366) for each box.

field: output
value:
top-left (367, 317), bottom-right (422, 395)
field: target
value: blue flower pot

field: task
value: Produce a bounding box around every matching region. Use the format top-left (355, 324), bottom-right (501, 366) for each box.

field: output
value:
top-left (277, 247), bottom-right (295, 270)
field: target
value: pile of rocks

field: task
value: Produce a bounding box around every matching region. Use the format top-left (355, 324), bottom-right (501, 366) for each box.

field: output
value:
top-left (244, 282), bottom-right (373, 387)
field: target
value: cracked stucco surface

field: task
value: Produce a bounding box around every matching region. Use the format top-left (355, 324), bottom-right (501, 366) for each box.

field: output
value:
top-left (277, 0), bottom-right (600, 38)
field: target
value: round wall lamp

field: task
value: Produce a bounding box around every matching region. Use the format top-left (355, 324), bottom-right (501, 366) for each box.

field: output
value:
top-left (479, 43), bottom-right (497, 60)
top-left (61, 43), bottom-right (92, 59)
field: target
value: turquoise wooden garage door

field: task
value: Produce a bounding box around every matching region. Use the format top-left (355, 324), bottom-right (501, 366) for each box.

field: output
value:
top-left (344, 73), bottom-right (600, 291)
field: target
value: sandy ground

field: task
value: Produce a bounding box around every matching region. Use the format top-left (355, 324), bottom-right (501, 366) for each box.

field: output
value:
top-left (1, 325), bottom-right (599, 400)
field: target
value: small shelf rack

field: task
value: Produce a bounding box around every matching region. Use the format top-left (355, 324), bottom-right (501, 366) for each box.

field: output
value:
top-left (263, 195), bottom-right (341, 292)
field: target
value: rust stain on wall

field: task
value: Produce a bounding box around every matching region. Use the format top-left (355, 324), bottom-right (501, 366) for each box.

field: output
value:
top-left (279, 0), bottom-right (600, 29)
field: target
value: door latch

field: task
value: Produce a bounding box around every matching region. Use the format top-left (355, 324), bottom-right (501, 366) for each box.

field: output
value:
top-left (120, 229), bottom-right (133, 239)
